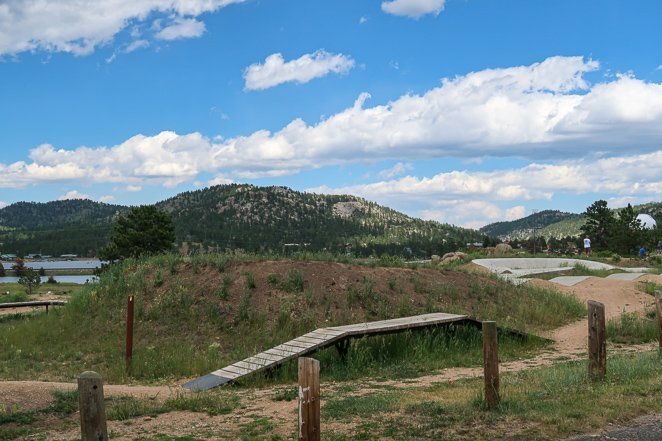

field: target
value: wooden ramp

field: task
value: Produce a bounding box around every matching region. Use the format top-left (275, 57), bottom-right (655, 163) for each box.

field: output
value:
top-left (182, 312), bottom-right (478, 391)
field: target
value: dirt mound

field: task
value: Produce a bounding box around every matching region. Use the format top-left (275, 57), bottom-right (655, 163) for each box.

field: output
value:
top-left (146, 260), bottom-right (499, 328)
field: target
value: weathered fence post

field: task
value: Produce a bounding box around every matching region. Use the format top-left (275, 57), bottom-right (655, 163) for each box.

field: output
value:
top-left (482, 320), bottom-right (500, 409)
top-left (125, 295), bottom-right (134, 369)
top-left (298, 357), bottom-right (321, 441)
top-left (655, 291), bottom-right (662, 351)
top-left (78, 371), bottom-right (108, 441)
top-left (588, 300), bottom-right (606, 380)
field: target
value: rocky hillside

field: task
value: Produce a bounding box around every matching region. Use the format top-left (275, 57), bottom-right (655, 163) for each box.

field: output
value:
top-left (0, 184), bottom-right (482, 257)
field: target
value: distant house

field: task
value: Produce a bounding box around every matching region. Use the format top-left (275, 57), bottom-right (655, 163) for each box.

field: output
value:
top-left (1, 254), bottom-right (18, 261)
top-left (60, 254), bottom-right (78, 259)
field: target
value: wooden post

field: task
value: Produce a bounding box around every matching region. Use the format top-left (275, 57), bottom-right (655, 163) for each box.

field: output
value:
top-left (298, 357), bottom-right (320, 441)
top-left (125, 295), bottom-right (134, 369)
top-left (588, 300), bottom-right (606, 380)
top-left (482, 320), bottom-right (500, 409)
top-left (655, 291), bottom-right (662, 351)
top-left (78, 371), bottom-right (108, 441)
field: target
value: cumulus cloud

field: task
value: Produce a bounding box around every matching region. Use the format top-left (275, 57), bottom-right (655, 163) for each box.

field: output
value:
top-left (1, 57), bottom-right (661, 197)
top-left (208, 175), bottom-right (234, 186)
top-left (244, 50), bottom-right (355, 90)
top-left (505, 206), bottom-right (527, 221)
top-left (58, 190), bottom-right (91, 200)
top-left (382, 0), bottom-right (446, 19)
top-left (307, 151), bottom-right (662, 227)
top-left (99, 195), bottom-right (116, 203)
top-left (0, 0), bottom-right (245, 57)
top-left (0, 201), bottom-right (8, 209)
top-left (308, 151), bottom-right (662, 201)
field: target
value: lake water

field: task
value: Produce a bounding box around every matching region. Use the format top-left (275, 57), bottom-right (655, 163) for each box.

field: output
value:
top-left (0, 275), bottom-right (98, 284)
top-left (1, 260), bottom-right (102, 270)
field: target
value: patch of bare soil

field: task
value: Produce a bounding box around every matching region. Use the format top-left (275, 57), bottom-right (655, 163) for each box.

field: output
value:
top-left (2, 266), bottom-right (659, 440)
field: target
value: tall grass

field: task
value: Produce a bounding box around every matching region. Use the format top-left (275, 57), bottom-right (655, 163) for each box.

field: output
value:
top-left (0, 254), bottom-right (583, 384)
top-left (237, 325), bottom-right (547, 387)
top-left (607, 311), bottom-right (658, 344)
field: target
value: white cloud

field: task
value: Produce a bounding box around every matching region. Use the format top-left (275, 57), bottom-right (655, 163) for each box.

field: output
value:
top-left (505, 206), bottom-right (527, 221)
top-left (0, 0), bottom-right (245, 57)
top-left (208, 175), bottom-right (234, 186)
top-left (308, 151), bottom-right (662, 202)
top-left (382, 0), bottom-right (446, 19)
top-left (420, 201), bottom-right (511, 229)
top-left (126, 185), bottom-right (142, 192)
top-left (0, 201), bottom-right (7, 209)
top-left (307, 151), bottom-right (662, 227)
top-left (359, 16), bottom-right (368, 24)
top-left (244, 50), bottom-right (355, 90)
top-left (155, 17), bottom-right (205, 40)
top-left (58, 190), bottom-right (91, 201)
top-left (377, 162), bottom-right (413, 179)
top-left (2, 57), bottom-right (661, 198)
top-left (124, 39), bottom-right (150, 53)
top-left (99, 195), bottom-right (116, 203)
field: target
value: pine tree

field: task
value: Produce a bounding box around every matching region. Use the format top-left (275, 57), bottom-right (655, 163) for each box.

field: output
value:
top-left (580, 200), bottom-right (615, 251)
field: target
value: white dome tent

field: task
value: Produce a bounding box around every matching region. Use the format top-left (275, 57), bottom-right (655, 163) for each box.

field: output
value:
top-left (637, 213), bottom-right (657, 230)
top-left (636, 213), bottom-right (657, 229)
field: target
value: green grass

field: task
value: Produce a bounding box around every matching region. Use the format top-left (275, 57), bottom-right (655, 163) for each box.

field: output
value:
top-left (236, 326), bottom-right (548, 386)
top-left (0, 291), bottom-right (28, 303)
top-left (281, 269), bottom-right (305, 292)
top-left (0, 254), bottom-right (584, 384)
top-left (106, 392), bottom-right (240, 421)
top-left (607, 311), bottom-right (658, 344)
top-left (638, 280), bottom-right (662, 295)
top-left (323, 350), bottom-right (662, 440)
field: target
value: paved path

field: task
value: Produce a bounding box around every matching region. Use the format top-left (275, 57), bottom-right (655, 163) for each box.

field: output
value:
top-left (569, 413), bottom-right (662, 440)
top-left (548, 276), bottom-right (591, 286)
top-left (606, 272), bottom-right (647, 281)
top-left (473, 258), bottom-right (653, 286)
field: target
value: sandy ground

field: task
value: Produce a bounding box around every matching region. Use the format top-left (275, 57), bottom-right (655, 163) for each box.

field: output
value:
top-left (1, 273), bottom-right (660, 440)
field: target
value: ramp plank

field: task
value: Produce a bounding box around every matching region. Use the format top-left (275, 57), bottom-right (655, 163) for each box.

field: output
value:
top-left (183, 312), bottom-right (471, 390)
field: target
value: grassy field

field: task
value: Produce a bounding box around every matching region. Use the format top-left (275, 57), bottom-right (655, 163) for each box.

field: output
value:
top-left (0, 254), bottom-right (585, 384)
top-left (2, 350), bottom-right (660, 440)
top-left (321, 350), bottom-right (662, 441)
top-left (0, 282), bottom-right (82, 303)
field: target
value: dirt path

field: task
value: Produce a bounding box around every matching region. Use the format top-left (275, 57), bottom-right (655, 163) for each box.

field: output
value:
top-left (2, 274), bottom-right (659, 440)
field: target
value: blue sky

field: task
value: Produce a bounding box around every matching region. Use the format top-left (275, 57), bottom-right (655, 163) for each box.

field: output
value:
top-left (1, 0), bottom-right (661, 228)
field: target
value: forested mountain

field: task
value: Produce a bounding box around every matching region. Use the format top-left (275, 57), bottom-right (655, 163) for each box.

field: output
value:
top-left (481, 203), bottom-right (662, 240)
top-left (479, 210), bottom-right (582, 240)
top-left (0, 200), bottom-right (128, 256)
top-left (0, 184), bottom-right (482, 258)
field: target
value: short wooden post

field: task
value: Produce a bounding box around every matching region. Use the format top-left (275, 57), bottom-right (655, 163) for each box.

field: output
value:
top-left (298, 357), bottom-right (320, 441)
top-left (125, 295), bottom-right (134, 369)
top-left (588, 300), bottom-right (606, 380)
top-left (482, 320), bottom-right (500, 409)
top-left (655, 291), bottom-right (662, 351)
top-left (78, 371), bottom-right (108, 441)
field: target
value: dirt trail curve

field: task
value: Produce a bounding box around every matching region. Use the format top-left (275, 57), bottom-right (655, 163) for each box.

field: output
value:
top-left (1, 273), bottom-right (660, 440)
